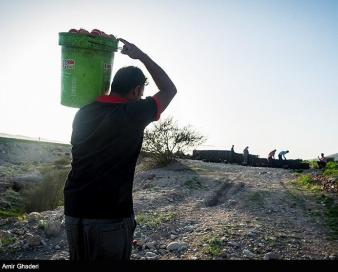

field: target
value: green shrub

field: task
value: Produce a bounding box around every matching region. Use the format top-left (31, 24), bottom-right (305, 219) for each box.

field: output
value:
top-left (294, 175), bottom-right (322, 192)
top-left (22, 168), bottom-right (68, 212)
top-left (326, 161), bottom-right (338, 170)
top-left (308, 160), bottom-right (319, 169)
top-left (317, 195), bottom-right (338, 239)
top-left (0, 234), bottom-right (16, 247)
top-left (136, 211), bottom-right (177, 228)
top-left (323, 169), bottom-right (338, 177)
top-left (323, 162), bottom-right (338, 178)
top-left (142, 117), bottom-right (206, 165)
top-left (202, 237), bottom-right (223, 256)
top-left (0, 189), bottom-right (25, 214)
top-left (297, 175), bottom-right (313, 186)
top-left (0, 209), bottom-right (24, 218)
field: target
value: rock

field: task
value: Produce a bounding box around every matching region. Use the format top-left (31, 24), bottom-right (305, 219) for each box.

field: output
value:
top-left (158, 249), bottom-right (166, 255)
top-left (170, 234), bottom-right (177, 240)
top-left (145, 241), bottom-right (157, 249)
top-left (134, 231), bottom-right (141, 238)
top-left (12, 228), bottom-right (25, 235)
top-left (38, 219), bottom-right (47, 230)
top-left (8, 241), bottom-right (21, 250)
top-left (45, 220), bottom-right (61, 237)
top-left (248, 230), bottom-right (258, 237)
top-left (243, 249), bottom-right (257, 259)
top-left (55, 245), bottom-right (61, 250)
top-left (329, 255), bottom-right (336, 260)
top-left (145, 252), bottom-right (158, 260)
top-left (28, 212), bottom-right (42, 222)
top-left (131, 254), bottom-right (139, 259)
top-left (228, 199), bottom-right (237, 205)
top-left (26, 234), bottom-right (41, 247)
top-left (220, 249), bottom-right (228, 259)
top-left (146, 174), bottom-right (156, 180)
top-left (50, 251), bottom-right (69, 260)
top-left (228, 241), bottom-right (240, 247)
top-left (167, 242), bottom-right (181, 251)
top-left (184, 225), bottom-right (195, 232)
top-left (5, 217), bottom-right (17, 224)
top-left (264, 252), bottom-right (280, 260)
top-left (167, 242), bottom-right (188, 252)
top-left (135, 239), bottom-right (144, 247)
top-left (179, 242), bottom-right (188, 251)
top-left (0, 218), bottom-right (8, 226)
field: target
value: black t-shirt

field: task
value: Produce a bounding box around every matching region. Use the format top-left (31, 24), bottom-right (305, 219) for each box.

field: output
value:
top-left (64, 95), bottom-right (160, 219)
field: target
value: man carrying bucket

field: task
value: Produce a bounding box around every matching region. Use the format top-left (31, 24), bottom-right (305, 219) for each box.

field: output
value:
top-left (63, 34), bottom-right (177, 260)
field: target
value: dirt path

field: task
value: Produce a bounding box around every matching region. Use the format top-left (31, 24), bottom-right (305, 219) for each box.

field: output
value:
top-left (131, 159), bottom-right (337, 260)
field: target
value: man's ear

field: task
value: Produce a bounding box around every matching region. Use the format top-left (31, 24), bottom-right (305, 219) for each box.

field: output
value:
top-left (135, 85), bottom-right (143, 97)
top-left (127, 86), bottom-right (143, 100)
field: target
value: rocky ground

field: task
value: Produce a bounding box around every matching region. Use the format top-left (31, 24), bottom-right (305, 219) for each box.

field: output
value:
top-left (0, 159), bottom-right (337, 260)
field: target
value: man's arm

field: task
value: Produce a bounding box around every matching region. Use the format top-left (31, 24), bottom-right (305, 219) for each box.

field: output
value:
top-left (118, 38), bottom-right (177, 114)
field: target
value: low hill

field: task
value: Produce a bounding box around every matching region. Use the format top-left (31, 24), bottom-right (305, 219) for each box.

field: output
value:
top-left (328, 153), bottom-right (338, 161)
top-left (0, 136), bottom-right (70, 164)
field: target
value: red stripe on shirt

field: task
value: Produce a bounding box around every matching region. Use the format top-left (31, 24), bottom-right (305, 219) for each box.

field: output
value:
top-left (96, 95), bottom-right (129, 103)
top-left (152, 96), bottom-right (162, 121)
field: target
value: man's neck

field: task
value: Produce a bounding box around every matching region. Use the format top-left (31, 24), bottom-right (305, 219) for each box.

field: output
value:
top-left (109, 92), bottom-right (125, 98)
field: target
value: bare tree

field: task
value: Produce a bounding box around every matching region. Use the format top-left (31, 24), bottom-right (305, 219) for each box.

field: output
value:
top-left (142, 117), bottom-right (206, 164)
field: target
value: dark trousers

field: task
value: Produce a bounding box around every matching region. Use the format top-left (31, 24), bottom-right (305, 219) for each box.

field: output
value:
top-left (317, 161), bottom-right (327, 169)
top-left (65, 214), bottom-right (137, 260)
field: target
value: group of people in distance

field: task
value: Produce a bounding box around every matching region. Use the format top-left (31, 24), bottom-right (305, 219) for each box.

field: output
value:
top-left (267, 149), bottom-right (289, 162)
top-left (230, 145), bottom-right (291, 165)
top-left (230, 145), bottom-right (328, 169)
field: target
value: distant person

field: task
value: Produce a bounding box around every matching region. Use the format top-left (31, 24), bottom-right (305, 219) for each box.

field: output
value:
top-left (243, 146), bottom-right (249, 165)
top-left (268, 149), bottom-right (276, 163)
top-left (317, 153), bottom-right (327, 169)
top-left (229, 145), bottom-right (235, 163)
top-left (278, 150), bottom-right (289, 160)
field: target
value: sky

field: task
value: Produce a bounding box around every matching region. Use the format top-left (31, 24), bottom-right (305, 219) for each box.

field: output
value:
top-left (0, 0), bottom-right (337, 160)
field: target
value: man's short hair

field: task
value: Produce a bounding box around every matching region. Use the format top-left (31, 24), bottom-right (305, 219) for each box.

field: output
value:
top-left (111, 66), bottom-right (148, 96)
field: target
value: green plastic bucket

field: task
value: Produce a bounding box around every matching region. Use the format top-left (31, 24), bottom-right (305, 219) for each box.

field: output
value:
top-left (58, 32), bottom-right (118, 108)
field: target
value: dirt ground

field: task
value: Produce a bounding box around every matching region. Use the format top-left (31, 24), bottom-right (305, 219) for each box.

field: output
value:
top-left (0, 158), bottom-right (337, 260)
